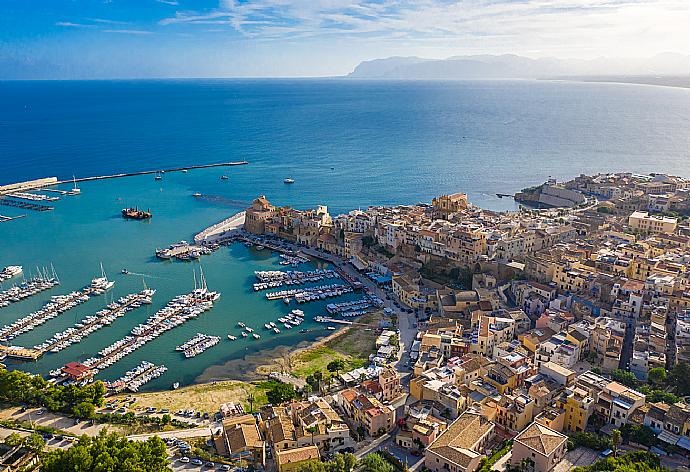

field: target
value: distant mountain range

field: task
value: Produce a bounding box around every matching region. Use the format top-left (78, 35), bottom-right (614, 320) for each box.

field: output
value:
top-left (347, 53), bottom-right (690, 80)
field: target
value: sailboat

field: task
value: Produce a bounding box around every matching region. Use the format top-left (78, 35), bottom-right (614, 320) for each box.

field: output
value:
top-left (71, 176), bottom-right (81, 195)
top-left (91, 263), bottom-right (115, 294)
top-left (154, 171), bottom-right (163, 181)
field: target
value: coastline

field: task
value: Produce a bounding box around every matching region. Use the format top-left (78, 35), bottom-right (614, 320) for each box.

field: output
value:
top-left (194, 325), bottom-right (354, 384)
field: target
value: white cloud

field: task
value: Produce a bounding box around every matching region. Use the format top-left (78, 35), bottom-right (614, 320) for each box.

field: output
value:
top-left (55, 21), bottom-right (94, 28)
top-left (158, 0), bottom-right (690, 57)
top-left (103, 29), bottom-right (155, 35)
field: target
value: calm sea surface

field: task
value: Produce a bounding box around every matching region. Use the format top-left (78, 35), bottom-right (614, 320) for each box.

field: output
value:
top-left (0, 79), bottom-right (689, 390)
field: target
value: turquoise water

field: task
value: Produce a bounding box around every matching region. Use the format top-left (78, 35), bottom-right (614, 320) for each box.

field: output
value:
top-left (2, 78), bottom-right (690, 389)
top-left (0, 170), bottom-right (358, 390)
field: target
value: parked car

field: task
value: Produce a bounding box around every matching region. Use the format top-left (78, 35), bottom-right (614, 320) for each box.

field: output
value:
top-left (191, 458), bottom-right (203, 465)
top-left (179, 457), bottom-right (190, 463)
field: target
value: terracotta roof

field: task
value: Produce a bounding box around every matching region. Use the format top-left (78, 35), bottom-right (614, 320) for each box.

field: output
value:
top-left (427, 411), bottom-right (493, 466)
top-left (514, 422), bottom-right (567, 456)
top-left (227, 423), bottom-right (263, 452)
top-left (275, 445), bottom-right (320, 466)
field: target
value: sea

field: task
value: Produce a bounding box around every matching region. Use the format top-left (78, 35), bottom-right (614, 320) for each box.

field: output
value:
top-left (0, 78), bottom-right (689, 391)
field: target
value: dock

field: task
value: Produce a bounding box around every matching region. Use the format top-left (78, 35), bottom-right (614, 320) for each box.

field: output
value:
top-left (0, 214), bottom-right (27, 222)
top-left (0, 198), bottom-right (53, 212)
top-left (0, 275), bottom-right (60, 308)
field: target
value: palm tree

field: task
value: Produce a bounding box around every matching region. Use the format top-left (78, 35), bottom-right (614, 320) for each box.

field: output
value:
top-left (611, 429), bottom-right (621, 457)
top-left (306, 425), bottom-right (318, 445)
top-left (246, 392), bottom-right (255, 413)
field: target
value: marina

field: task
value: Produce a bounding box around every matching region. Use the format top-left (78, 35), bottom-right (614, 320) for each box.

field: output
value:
top-left (264, 283), bottom-right (353, 302)
top-left (155, 241), bottom-right (216, 261)
top-left (0, 273), bottom-right (114, 344)
top-left (0, 265), bottom-right (22, 283)
top-left (0, 271), bottom-right (60, 308)
top-left (253, 269), bottom-right (340, 291)
top-left (326, 298), bottom-right (379, 317)
top-left (75, 274), bottom-right (220, 373)
top-left (0, 198), bottom-right (53, 211)
top-left (105, 361), bottom-right (168, 393)
top-left (176, 333), bottom-right (221, 358)
top-left (31, 288), bottom-right (156, 357)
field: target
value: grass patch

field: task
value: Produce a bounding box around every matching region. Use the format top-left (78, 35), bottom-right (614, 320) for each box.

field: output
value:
top-left (116, 380), bottom-right (270, 414)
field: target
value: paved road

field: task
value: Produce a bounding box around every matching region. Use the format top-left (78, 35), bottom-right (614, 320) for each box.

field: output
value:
top-left (128, 426), bottom-right (218, 442)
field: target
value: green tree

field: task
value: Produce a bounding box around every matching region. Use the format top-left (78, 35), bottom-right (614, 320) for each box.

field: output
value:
top-left (302, 383), bottom-right (313, 398)
top-left (24, 432), bottom-right (45, 453)
top-left (73, 401), bottom-right (96, 419)
top-left (572, 451), bottom-right (662, 472)
top-left (296, 460), bottom-right (327, 472)
top-left (611, 369), bottom-right (638, 388)
top-left (620, 424), bottom-right (657, 447)
top-left (359, 453), bottom-right (394, 472)
top-left (4, 432), bottom-right (23, 447)
top-left (161, 414), bottom-right (171, 425)
top-left (266, 383), bottom-right (296, 405)
top-left (669, 362), bottom-right (690, 395)
top-left (327, 359), bottom-right (346, 376)
top-left (342, 452), bottom-right (357, 472)
top-left (306, 425), bottom-right (318, 445)
top-left (647, 367), bottom-right (666, 387)
top-left (42, 431), bottom-right (170, 472)
top-left (246, 392), bottom-right (255, 413)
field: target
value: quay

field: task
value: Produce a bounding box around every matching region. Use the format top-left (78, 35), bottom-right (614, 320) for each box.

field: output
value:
top-left (253, 269), bottom-right (340, 291)
top-left (55, 161), bottom-right (249, 185)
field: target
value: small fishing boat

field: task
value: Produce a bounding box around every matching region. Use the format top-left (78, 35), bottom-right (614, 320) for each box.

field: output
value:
top-left (283, 178), bottom-right (295, 184)
top-left (220, 175), bottom-right (229, 180)
top-left (192, 193), bottom-right (202, 197)
top-left (172, 382), bottom-right (180, 390)
top-left (121, 269), bottom-right (129, 275)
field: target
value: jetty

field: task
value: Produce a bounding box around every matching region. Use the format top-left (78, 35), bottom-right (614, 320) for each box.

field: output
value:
top-left (0, 214), bottom-right (26, 223)
top-left (155, 241), bottom-right (217, 261)
top-left (194, 211), bottom-right (245, 243)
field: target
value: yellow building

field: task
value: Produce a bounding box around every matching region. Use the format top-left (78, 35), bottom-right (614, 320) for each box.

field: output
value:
top-left (628, 211), bottom-right (677, 234)
top-left (245, 195), bottom-right (277, 234)
top-left (558, 386), bottom-right (595, 433)
top-left (275, 445), bottom-right (320, 472)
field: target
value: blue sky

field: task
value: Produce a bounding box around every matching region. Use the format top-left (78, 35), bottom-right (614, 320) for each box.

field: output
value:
top-left (1, 0), bottom-right (690, 78)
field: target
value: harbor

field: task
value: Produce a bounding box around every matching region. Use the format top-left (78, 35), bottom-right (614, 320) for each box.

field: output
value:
top-left (155, 241), bottom-right (217, 261)
top-left (0, 169), bottom-right (365, 391)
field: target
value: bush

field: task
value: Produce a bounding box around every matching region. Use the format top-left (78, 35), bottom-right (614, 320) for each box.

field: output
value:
top-left (572, 451), bottom-right (662, 472)
top-left (569, 432), bottom-right (612, 451)
top-left (620, 424), bottom-right (657, 447)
